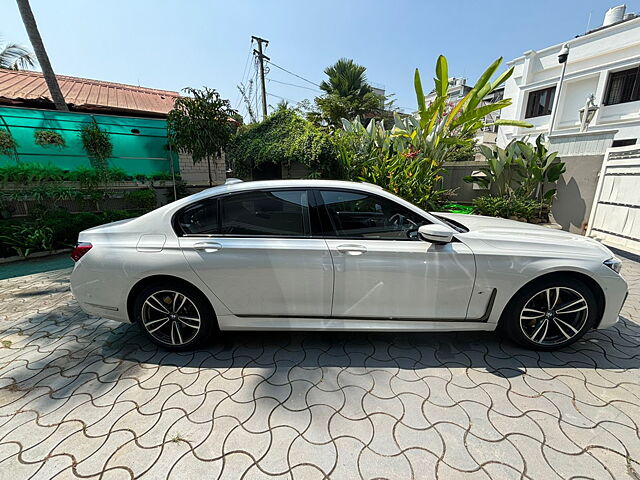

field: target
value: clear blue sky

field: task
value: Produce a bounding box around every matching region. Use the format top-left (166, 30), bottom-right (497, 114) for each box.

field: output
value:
top-left (1, 0), bottom-right (636, 119)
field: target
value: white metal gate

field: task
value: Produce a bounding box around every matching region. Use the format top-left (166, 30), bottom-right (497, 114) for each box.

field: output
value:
top-left (587, 145), bottom-right (640, 255)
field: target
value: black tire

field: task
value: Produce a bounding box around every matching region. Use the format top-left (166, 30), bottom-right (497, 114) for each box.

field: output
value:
top-left (499, 276), bottom-right (598, 351)
top-left (133, 281), bottom-right (216, 350)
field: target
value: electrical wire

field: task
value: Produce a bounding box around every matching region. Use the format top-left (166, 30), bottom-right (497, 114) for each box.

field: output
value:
top-left (234, 39), bottom-right (254, 108)
top-left (267, 92), bottom-right (298, 103)
top-left (265, 60), bottom-right (320, 88)
top-left (267, 78), bottom-right (322, 93)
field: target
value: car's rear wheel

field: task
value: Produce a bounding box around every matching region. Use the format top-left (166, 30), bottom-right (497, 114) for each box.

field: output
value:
top-left (500, 277), bottom-right (598, 350)
top-left (133, 282), bottom-right (215, 350)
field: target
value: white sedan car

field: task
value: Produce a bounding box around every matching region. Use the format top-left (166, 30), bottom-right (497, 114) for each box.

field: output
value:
top-left (70, 179), bottom-right (628, 351)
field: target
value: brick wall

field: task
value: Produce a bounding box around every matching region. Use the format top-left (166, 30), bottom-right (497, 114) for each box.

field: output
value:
top-left (178, 151), bottom-right (227, 186)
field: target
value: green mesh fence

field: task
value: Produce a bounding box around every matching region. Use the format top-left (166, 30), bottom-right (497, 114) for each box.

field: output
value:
top-left (0, 106), bottom-right (178, 175)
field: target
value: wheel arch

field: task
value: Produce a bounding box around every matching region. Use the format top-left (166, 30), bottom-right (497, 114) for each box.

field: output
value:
top-left (126, 274), bottom-right (217, 324)
top-left (497, 270), bottom-right (605, 327)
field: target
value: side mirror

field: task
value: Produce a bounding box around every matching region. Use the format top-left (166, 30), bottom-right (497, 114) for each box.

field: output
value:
top-left (418, 224), bottom-right (455, 244)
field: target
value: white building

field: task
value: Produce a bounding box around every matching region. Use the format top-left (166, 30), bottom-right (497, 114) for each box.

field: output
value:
top-left (498, 5), bottom-right (640, 149)
top-left (495, 5), bottom-right (640, 237)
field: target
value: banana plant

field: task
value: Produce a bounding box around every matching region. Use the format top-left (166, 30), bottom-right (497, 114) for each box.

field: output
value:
top-left (413, 55), bottom-right (532, 145)
top-left (464, 140), bottom-right (527, 197)
top-left (515, 134), bottom-right (566, 202)
top-left (338, 54), bottom-right (534, 210)
top-left (465, 133), bottom-right (566, 204)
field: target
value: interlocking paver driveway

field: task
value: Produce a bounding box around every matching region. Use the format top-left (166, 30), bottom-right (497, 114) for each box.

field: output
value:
top-left (0, 259), bottom-right (639, 480)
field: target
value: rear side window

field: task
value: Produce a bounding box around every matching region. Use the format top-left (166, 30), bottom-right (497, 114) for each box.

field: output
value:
top-left (318, 189), bottom-right (427, 239)
top-left (175, 198), bottom-right (218, 235)
top-left (220, 189), bottom-right (309, 236)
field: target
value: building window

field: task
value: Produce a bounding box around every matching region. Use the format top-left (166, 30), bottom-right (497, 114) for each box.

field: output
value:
top-left (525, 86), bottom-right (556, 118)
top-left (604, 66), bottom-right (640, 105)
top-left (612, 139), bottom-right (637, 147)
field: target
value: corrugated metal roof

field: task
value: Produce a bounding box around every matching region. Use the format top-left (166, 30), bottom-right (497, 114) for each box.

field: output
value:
top-left (0, 69), bottom-right (179, 115)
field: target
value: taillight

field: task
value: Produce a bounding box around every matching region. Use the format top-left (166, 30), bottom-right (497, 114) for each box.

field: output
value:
top-left (71, 242), bottom-right (92, 262)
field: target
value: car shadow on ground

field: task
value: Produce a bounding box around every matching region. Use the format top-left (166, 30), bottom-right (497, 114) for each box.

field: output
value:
top-left (98, 315), bottom-right (640, 379)
top-left (3, 301), bottom-right (639, 423)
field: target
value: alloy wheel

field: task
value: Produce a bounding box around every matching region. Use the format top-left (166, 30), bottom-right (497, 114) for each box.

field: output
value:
top-left (519, 286), bottom-right (589, 347)
top-left (141, 290), bottom-right (201, 346)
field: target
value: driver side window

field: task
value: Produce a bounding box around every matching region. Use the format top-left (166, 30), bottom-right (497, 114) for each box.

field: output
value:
top-left (317, 189), bottom-right (428, 240)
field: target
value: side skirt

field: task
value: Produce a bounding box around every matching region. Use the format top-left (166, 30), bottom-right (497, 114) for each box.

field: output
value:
top-left (219, 289), bottom-right (498, 331)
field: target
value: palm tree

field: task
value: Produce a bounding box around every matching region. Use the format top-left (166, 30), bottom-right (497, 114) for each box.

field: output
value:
top-left (320, 58), bottom-right (374, 98)
top-left (16, 0), bottom-right (68, 111)
top-left (0, 38), bottom-right (36, 70)
top-left (315, 58), bottom-right (384, 127)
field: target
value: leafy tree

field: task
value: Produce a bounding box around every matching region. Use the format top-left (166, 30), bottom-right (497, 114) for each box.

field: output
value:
top-left (167, 87), bottom-right (237, 186)
top-left (228, 109), bottom-right (339, 179)
top-left (0, 37), bottom-right (36, 70)
top-left (312, 58), bottom-right (384, 128)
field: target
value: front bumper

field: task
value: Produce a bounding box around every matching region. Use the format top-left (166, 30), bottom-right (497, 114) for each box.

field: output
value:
top-left (596, 271), bottom-right (628, 329)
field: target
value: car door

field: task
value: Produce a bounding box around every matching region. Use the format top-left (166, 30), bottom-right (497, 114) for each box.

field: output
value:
top-left (177, 188), bottom-right (333, 317)
top-left (314, 188), bottom-right (476, 320)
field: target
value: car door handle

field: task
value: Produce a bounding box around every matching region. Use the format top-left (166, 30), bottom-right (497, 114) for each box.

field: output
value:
top-left (336, 244), bottom-right (367, 255)
top-left (192, 241), bottom-right (222, 252)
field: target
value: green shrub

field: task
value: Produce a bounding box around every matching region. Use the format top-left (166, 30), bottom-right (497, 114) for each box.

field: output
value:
top-left (0, 164), bottom-right (173, 186)
top-left (0, 224), bottom-right (53, 257)
top-left (150, 172), bottom-right (173, 181)
top-left (0, 130), bottom-right (17, 156)
top-left (472, 195), bottom-right (549, 223)
top-left (0, 210), bottom-right (140, 256)
top-left (107, 166), bottom-right (127, 182)
top-left (228, 109), bottom-right (340, 179)
top-left (80, 119), bottom-right (113, 169)
top-left (125, 189), bottom-right (156, 212)
top-left (34, 130), bottom-right (66, 148)
top-left (0, 163), bottom-right (65, 183)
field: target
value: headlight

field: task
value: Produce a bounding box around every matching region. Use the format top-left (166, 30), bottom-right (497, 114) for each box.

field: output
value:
top-left (604, 257), bottom-right (623, 274)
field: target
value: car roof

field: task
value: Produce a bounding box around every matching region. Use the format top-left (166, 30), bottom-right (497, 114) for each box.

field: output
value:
top-left (184, 179), bottom-right (385, 204)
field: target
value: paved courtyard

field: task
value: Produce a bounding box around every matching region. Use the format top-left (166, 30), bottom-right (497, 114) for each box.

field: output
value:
top-left (0, 259), bottom-right (639, 480)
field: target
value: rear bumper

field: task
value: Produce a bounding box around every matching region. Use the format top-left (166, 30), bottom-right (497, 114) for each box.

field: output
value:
top-left (75, 300), bottom-right (131, 323)
top-left (70, 260), bottom-right (130, 323)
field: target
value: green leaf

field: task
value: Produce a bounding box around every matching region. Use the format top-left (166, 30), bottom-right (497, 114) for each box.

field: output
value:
top-left (490, 66), bottom-right (514, 91)
top-left (435, 55), bottom-right (448, 98)
top-left (546, 162), bottom-right (566, 182)
top-left (477, 144), bottom-right (495, 161)
top-left (454, 99), bottom-right (512, 127)
top-left (543, 188), bottom-right (557, 201)
top-left (487, 119), bottom-right (534, 128)
top-left (465, 57), bottom-right (503, 112)
top-left (414, 68), bottom-right (427, 120)
top-left (444, 90), bottom-right (473, 131)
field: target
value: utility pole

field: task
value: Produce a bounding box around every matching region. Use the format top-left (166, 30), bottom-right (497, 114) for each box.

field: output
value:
top-left (252, 36), bottom-right (269, 120)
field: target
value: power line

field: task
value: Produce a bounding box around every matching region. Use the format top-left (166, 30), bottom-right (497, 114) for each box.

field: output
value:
top-left (234, 39), bottom-right (254, 108)
top-left (267, 92), bottom-right (298, 103)
top-left (267, 78), bottom-right (321, 93)
top-left (265, 60), bottom-right (320, 88)
top-left (254, 58), bottom-right (259, 120)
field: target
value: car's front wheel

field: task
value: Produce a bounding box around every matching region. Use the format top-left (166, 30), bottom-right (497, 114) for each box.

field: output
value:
top-left (133, 282), bottom-right (216, 350)
top-left (500, 277), bottom-right (598, 350)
